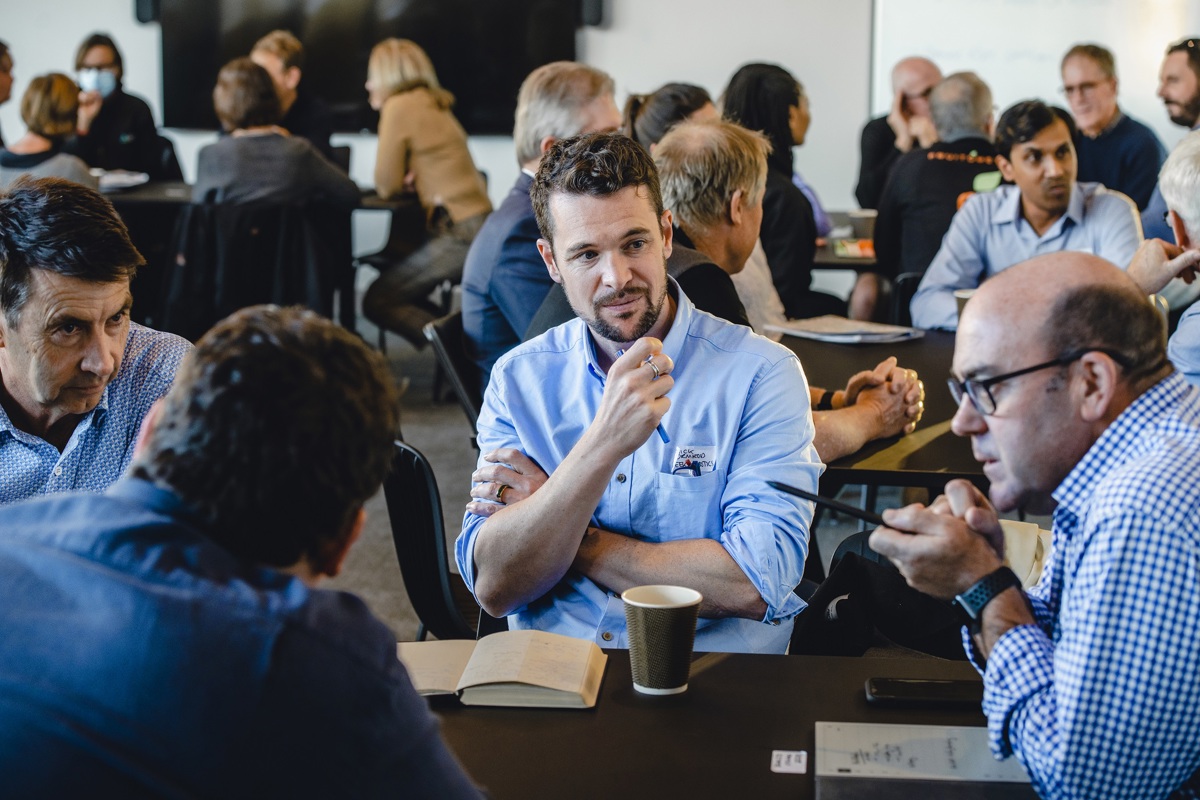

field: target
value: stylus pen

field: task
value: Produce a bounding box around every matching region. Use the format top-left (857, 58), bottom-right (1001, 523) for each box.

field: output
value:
top-left (767, 480), bottom-right (886, 527)
top-left (616, 349), bottom-right (670, 444)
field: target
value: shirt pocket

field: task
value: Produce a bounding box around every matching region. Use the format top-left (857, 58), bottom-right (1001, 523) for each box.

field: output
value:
top-left (653, 470), bottom-right (725, 542)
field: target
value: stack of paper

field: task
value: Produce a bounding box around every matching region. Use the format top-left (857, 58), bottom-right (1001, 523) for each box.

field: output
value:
top-left (765, 315), bottom-right (923, 344)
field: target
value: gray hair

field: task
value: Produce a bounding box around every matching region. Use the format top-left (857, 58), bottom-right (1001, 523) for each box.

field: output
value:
top-left (513, 61), bottom-right (614, 166)
top-left (930, 71), bottom-right (993, 142)
top-left (1160, 130), bottom-right (1200, 239)
top-left (654, 120), bottom-right (769, 235)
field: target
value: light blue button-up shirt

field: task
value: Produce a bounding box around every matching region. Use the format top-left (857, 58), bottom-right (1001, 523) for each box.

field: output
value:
top-left (0, 323), bottom-right (191, 504)
top-left (911, 182), bottom-right (1142, 329)
top-left (1170, 302), bottom-right (1200, 388)
top-left (457, 284), bottom-right (822, 653)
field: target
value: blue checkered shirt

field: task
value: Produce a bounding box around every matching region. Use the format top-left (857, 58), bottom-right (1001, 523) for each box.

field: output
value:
top-left (0, 324), bottom-right (191, 504)
top-left (965, 372), bottom-right (1200, 799)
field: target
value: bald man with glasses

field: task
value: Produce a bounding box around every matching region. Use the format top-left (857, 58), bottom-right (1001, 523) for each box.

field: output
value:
top-left (870, 251), bottom-right (1200, 800)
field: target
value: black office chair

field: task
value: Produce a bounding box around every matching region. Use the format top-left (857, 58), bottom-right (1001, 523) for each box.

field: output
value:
top-left (424, 311), bottom-right (483, 430)
top-left (159, 201), bottom-right (353, 341)
top-left (329, 144), bottom-right (352, 174)
top-left (890, 272), bottom-right (924, 327)
top-left (384, 440), bottom-right (481, 641)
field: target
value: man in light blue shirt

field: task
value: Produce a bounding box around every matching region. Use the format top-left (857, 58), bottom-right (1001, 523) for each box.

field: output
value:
top-left (457, 132), bottom-right (821, 654)
top-left (0, 176), bottom-right (190, 503)
top-left (911, 100), bottom-right (1141, 330)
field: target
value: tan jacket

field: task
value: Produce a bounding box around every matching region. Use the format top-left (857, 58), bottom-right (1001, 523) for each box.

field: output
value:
top-left (374, 88), bottom-right (492, 224)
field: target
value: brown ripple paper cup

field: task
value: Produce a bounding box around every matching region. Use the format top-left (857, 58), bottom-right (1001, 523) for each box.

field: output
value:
top-left (622, 585), bottom-right (702, 695)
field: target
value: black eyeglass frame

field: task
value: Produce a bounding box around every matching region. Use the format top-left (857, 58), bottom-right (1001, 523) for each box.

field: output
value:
top-left (947, 348), bottom-right (1135, 415)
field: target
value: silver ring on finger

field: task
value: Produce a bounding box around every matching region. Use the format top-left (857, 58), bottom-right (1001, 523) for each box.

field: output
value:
top-left (644, 357), bottom-right (662, 380)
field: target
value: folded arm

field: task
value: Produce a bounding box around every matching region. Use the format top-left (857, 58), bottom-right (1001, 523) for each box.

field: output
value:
top-left (465, 340), bottom-right (673, 617)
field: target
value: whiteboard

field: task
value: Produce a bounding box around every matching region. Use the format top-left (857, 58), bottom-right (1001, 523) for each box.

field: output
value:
top-left (872, 0), bottom-right (1200, 153)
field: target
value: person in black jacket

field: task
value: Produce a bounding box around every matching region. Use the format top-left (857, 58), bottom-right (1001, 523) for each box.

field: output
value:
top-left (854, 56), bottom-right (942, 210)
top-left (65, 33), bottom-right (166, 177)
top-left (868, 71), bottom-right (999, 317)
top-left (722, 62), bottom-right (844, 320)
top-left (250, 30), bottom-right (335, 161)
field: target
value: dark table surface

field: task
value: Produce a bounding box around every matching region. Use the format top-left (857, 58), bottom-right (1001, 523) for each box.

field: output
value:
top-left (815, 211), bottom-right (877, 270)
top-left (435, 652), bottom-right (1029, 800)
top-left (782, 330), bottom-right (985, 493)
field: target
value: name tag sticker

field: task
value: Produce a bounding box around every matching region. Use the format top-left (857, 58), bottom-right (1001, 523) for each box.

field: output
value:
top-left (770, 750), bottom-right (808, 774)
top-left (672, 446), bottom-right (717, 476)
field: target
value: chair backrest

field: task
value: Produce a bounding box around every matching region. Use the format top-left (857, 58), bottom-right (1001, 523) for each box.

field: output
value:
top-left (383, 440), bottom-right (477, 641)
top-left (891, 271), bottom-right (924, 327)
top-left (160, 201), bottom-right (351, 341)
top-left (151, 135), bottom-right (185, 182)
top-left (329, 145), bottom-right (352, 174)
top-left (424, 311), bottom-right (483, 428)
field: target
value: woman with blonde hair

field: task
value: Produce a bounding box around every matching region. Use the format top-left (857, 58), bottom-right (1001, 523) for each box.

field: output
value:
top-left (0, 73), bottom-right (97, 189)
top-left (363, 37), bottom-right (491, 346)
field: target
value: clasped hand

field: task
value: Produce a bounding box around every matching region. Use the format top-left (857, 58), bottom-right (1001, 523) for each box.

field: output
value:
top-left (868, 479), bottom-right (1005, 600)
top-left (843, 357), bottom-right (925, 435)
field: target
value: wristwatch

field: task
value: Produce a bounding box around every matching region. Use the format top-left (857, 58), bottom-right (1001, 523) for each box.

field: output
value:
top-left (952, 566), bottom-right (1021, 627)
top-left (817, 390), bottom-right (836, 411)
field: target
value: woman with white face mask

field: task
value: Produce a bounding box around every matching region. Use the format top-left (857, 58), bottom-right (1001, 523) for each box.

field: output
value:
top-left (63, 32), bottom-right (162, 176)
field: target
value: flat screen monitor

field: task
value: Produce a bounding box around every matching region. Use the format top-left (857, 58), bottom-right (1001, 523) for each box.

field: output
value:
top-left (160, 0), bottom-right (579, 134)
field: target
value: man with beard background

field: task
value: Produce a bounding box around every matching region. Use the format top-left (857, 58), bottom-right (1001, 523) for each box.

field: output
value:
top-left (911, 100), bottom-right (1141, 330)
top-left (456, 133), bottom-right (821, 654)
top-left (1143, 37), bottom-right (1200, 241)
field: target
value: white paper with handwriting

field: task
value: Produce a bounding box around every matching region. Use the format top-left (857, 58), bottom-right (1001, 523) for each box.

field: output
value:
top-left (815, 722), bottom-right (1031, 783)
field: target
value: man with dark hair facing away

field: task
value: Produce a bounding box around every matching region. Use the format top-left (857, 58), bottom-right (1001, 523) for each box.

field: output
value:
top-left (0, 304), bottom-right (482, 797)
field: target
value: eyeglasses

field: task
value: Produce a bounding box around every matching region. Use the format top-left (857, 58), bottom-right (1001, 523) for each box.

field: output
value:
top-left (1059, 80), bottom-right (1109, 98)
top-left (947, 349), bottom-right (1133, 415)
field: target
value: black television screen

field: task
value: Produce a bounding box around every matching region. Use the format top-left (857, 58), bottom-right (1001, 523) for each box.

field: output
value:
top-left (160, 0), bottom-right (579, 134)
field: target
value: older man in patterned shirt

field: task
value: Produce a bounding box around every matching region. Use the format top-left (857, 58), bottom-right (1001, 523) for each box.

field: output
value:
top-left (872, 252), bottom-right (1200, 799)
top-left (0, 177), bottom-right (190, 502)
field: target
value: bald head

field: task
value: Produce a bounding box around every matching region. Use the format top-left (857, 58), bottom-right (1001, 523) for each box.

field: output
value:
top-left (892, 57), bottom-right (942, 95)
top-left (962, 253), bottom-right (1167, 385)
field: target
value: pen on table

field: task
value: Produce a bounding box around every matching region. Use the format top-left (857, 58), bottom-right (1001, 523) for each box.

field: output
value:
top-left (617, 348), bottom-right (670, 444)
top-left (766, 480), bottom-right (886, 527)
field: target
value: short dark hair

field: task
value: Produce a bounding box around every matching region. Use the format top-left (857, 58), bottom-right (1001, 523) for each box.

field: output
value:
top-left (212, 57), bottom-right (282, 132)
top-left (1062, 43), bottom-right (1116, 79)
top-left (622, 82), bottom-right (712, 150)
top-left (131, 305), bottom-right (400, 569)
top-left (530, 132), bottom-right (664, 245)
top-left (1043, 283), bottom-right (1167, 382)
top-left (0, 177), bottom-right (143, 325)
top-left (1167, 37), bottom-right (1200, 82)
top-left (721, 62), bottom-right (802, 176)
top-left (75, 32), bottom-right (123, 76)
top-left (994, 100), bottom-right (1076, 159)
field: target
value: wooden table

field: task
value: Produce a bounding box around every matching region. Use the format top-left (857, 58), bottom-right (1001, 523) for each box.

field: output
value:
top-left (783, 331), bottom-right (985, 495)
top-left (435, 652), bottom-right (1033, 800)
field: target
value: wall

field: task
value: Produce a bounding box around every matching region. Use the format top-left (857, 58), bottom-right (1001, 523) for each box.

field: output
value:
top-left (0, 0), bottom-right (872, 217)
top-left (872, 0), bottom-right (1200, 153)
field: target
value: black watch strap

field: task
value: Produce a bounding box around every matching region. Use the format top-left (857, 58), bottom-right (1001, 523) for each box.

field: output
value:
top-left (817, 390), bottom-right (836, 411)
top-left (953, 566), bottom-right (1021, 623)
